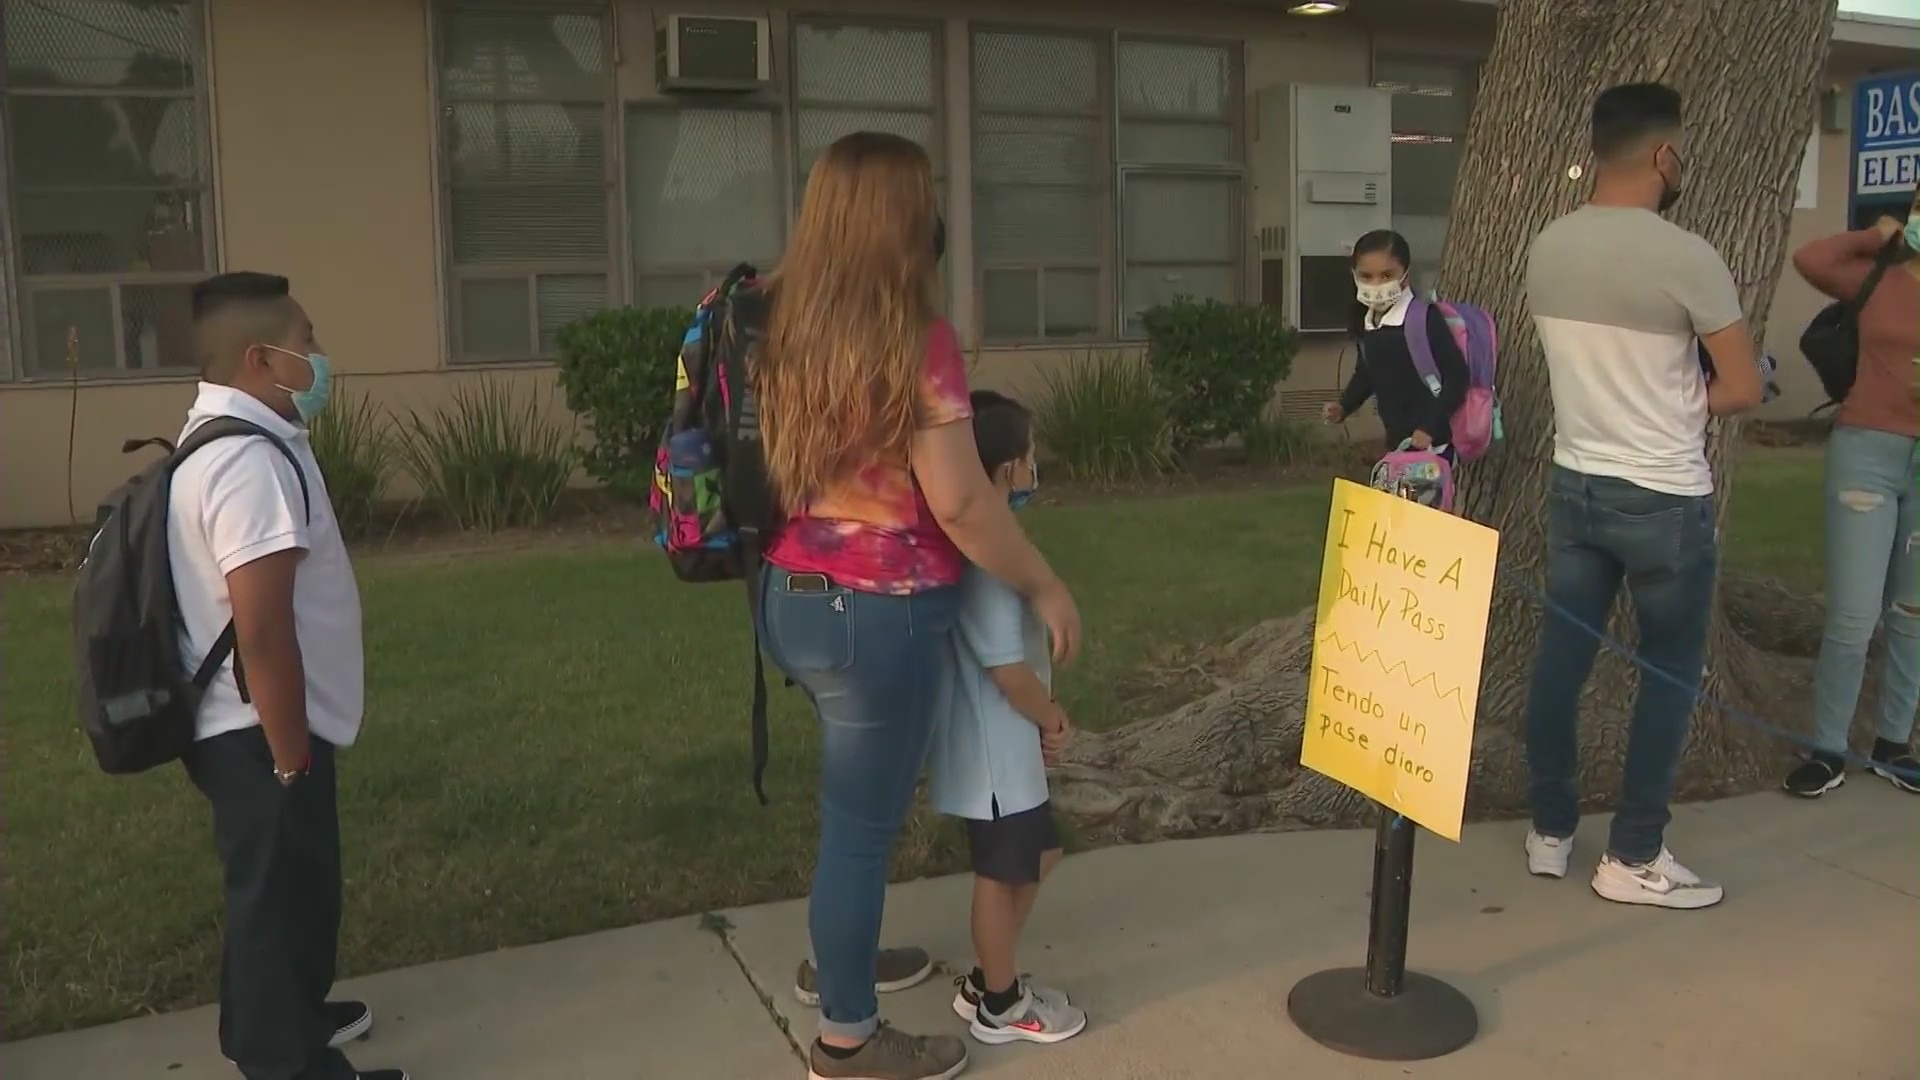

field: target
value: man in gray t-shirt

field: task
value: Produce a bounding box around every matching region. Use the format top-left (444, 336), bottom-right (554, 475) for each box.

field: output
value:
top-left (1519, 83), bottom-right (1766, 912)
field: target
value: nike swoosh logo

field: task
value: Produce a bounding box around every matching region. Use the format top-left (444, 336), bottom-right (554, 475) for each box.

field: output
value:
top-left (1012, 1019), bottom-right (1045, 1032)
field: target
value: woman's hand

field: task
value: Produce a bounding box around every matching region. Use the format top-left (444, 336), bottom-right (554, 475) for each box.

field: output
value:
top-left (1409, 429), bottom-right (1433, 450)
top-left (1321, 402), bottom-right (1346, 425)
top-left (1032, 577), bottom-right (1082, 667)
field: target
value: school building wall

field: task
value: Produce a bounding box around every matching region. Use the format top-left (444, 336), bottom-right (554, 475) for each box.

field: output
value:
top-left (0, 0), bottom-right (1909, 530)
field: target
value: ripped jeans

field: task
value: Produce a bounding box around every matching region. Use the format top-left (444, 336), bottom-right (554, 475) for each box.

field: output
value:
top-left (1811, 424), bottom-right (1920, 757)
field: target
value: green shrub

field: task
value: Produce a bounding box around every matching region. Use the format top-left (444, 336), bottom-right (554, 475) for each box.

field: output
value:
top-left (1241, 410), bottom-right (1328, 468)
top-left (1030, 350), bottom-right (1175, 484)
top-left (1139, 297), bottom-right (1299, 451)
top-left (553, 305), bottom-right (694, 501)
top-left (307, 378), bottom-right (391, 540)
top-left (392, 379), bottom-right (578, 533)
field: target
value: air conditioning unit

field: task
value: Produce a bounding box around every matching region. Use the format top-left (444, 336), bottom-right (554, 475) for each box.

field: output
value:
top-left (657, 14), bottom-right (771, 92)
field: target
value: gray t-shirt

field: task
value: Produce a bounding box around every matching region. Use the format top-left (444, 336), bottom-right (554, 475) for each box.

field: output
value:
top-left (1527, 205), bottom-right (1744, 496)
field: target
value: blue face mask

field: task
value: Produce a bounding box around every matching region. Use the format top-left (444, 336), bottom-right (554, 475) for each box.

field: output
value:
top-left (1008, 459), bottom-right (1038, 510)
top-left (1905, 216), bottom-right (1920, 254)
top-left (266, 345), bottom-right (332, 423)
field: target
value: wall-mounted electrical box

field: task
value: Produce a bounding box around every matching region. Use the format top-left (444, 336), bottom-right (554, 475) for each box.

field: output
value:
top-left (657, 14), bottom-right (771, 92)
top-left (1252, 83), bottom-right (1392, 332)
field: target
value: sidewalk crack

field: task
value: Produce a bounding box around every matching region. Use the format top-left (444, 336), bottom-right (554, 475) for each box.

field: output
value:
top-left (701, 912), bottom-right (804, 1062)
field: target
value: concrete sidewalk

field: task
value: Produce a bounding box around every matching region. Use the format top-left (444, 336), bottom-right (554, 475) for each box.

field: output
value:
top-left (9, 788), bottom-right (1916, 1079)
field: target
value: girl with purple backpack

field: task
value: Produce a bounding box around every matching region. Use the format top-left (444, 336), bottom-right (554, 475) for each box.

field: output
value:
top-left (1322, 229), bottom-right (1471, 463)
top-left (1324, 229), bottom-right (1504, 512)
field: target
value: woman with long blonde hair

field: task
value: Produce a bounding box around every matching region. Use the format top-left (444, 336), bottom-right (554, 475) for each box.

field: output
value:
top-left (756, 132), bottom-right (1081, 1080)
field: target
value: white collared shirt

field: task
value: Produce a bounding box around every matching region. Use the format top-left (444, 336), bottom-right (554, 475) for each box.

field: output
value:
top-left (167, 383), bottom-right (365, 746)
top-left (1363, 288), bottom-right (1414, 331)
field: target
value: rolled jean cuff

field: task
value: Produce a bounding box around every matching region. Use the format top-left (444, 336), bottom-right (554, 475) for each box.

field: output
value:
top-left (819, 1012), bottom-right (879, 1042)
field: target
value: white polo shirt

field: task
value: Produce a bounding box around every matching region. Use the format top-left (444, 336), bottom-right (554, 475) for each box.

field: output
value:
top-left (928, 566), bottom-right (1052, 821)
top-left (166, 383), bottom-right (365, 746)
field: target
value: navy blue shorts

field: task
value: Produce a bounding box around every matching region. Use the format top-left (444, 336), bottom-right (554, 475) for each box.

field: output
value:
top-left (965, 800), bottom-right (1061, 886)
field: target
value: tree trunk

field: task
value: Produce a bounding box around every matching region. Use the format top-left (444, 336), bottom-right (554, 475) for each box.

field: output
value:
top-left (1052, 0), bottom-right (1836, 840)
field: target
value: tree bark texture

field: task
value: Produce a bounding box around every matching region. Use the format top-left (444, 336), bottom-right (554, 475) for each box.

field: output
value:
top-left (1053, 0), bottom-right (1838, 840)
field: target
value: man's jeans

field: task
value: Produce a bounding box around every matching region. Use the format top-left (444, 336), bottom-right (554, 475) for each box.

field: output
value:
top-left (1525, 466), bottom-right (1716, 865)
top-left (1811, 425), bottom-right (1920, 756)
top-left (758, 568), bottom-right (960, 1042)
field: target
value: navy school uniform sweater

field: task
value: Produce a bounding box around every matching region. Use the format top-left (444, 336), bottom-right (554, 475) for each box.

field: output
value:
top-left (1338, 291), bottom-right (1471, 451)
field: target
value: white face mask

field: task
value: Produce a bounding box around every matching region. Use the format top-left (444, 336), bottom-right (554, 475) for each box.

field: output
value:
top-left (1355, 276), bottom-right (1407, 311)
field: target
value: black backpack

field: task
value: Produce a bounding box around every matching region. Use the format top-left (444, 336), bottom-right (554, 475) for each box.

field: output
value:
top-left (647, 263), bottom-right (782, 802)
top-left (1798, 234), bottom-right (1902, 410)
top-left (75, 419), bottom-right (311, 775)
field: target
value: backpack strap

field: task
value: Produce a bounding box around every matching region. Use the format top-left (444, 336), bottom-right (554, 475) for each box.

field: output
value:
top-left (1403, 297), bottom-right (1443, 395)
top-left (1850, 235), bottom-right (1901, 315)
top-left (709, 263), bottom-right (780, 806)
top-left (169, 417), bottom-right (314, 700)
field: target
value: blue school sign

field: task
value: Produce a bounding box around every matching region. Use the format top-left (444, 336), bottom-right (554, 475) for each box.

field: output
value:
top-left (1851, 71), bottom-right (1920, 215)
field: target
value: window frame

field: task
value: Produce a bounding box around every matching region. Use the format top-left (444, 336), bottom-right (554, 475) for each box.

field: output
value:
top-left (1370, 50), bottom-right (1482, 293)
top-left (788, 14), bottom-right (948, 200)
top-left (1110, 32), bottom-right (1249, 340)
top-left (1, 0), bottom-right (219, 382)
top-left (431, 0), bottom-right (621, 365)
top-left (968, 22), bottom-right (1116, 347)
top-left (622, 97), bottom-right (790, 308)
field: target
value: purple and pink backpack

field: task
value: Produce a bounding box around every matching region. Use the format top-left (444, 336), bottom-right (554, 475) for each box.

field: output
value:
top-left (1405, 296), bottom-right (1502, 461)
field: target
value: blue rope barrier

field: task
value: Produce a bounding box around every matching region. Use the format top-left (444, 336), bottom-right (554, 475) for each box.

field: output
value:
top-left (1494, 566), bottom-right (1920, 784)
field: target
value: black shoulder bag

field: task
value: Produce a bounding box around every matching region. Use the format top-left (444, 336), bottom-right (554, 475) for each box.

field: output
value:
top-left (1797, 235), bottom-right (1902, 411)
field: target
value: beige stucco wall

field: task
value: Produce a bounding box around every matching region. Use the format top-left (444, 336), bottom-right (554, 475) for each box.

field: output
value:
top-left (0, 0), bottom-right (1897, 529)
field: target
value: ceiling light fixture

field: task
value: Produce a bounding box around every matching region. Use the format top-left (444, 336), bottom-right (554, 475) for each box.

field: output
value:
top-left (1288, 0), bottom-right (1348, 14)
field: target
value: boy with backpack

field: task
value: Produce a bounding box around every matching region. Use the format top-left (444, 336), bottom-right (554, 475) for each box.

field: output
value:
top-left (75, 272), bottom-right (403, 1080)
top-left (926, 390), bottom-right (1088, 1047)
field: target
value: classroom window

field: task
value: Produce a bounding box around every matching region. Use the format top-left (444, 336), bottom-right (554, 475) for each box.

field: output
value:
top-left (625, 105), bottom-right (784, 310)
top-left (1116, 38), bottom-right (1243, 336)
top-left (972, 30), bottom-right (1243, 344)
top-left (1372, 54), bottom-right (1478, 295)
top-left (2, 0), bottom-right (214, 378)
top-left (971, 28), bottom-right (1109, 343)
top-left (435, 3), bottom-right (614, 360)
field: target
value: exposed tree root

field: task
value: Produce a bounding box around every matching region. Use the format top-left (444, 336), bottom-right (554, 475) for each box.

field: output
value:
top-left (1052, 572), bottom-right (1826, 843)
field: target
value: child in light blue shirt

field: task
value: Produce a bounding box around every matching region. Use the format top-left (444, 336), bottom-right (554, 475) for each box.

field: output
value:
top-left (927, 390), bottom-right (1087, 1047)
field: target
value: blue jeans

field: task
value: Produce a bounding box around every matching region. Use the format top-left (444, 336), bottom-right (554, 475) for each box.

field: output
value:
top-left (758, 567), bottom-right (960, 1042)
top-left (1811, 425), bottom-right (1920, 756)
top-left (1525, 466), bottom-right (1717, 865)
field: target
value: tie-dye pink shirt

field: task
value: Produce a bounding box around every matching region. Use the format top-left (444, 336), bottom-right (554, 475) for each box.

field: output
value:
top-left (765, 319), bottom-right (973, 595)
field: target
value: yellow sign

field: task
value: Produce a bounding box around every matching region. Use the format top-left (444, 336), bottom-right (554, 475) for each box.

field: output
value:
top-left (1300, 479), bottom-right (1500, 841)
top-left (674, 357), bottom-right (692, 392)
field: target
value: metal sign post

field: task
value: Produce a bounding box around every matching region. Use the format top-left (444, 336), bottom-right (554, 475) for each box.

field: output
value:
top-left (1285, 807), bottom-right (1477, 1060)
top-left (1286, 474), bottom-right (1478, 1061)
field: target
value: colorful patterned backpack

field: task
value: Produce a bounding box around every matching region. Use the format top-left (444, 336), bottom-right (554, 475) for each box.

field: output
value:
top-left (1405, 296), bottom-right (1502, 461)
top-left (1370, 440), bottom-right (1456, 512)
top-left (649, 262), bottom-right (781, 801)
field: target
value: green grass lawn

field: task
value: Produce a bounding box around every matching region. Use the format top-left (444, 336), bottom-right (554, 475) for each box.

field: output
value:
top-left (0, 451), bottom-right (1822, 1038)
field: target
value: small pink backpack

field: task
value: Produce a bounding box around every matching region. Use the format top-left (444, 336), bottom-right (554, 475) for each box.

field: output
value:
top-left (1370, 442), bottom-right (1456, 513)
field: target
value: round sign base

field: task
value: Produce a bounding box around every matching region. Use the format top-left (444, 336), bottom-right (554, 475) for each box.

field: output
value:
top-left (1286, 966), bottom-right (1478, 1061)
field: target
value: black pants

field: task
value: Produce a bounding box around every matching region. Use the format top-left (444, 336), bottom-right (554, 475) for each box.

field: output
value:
top-left (184, 728), bottom-right (355, 1080)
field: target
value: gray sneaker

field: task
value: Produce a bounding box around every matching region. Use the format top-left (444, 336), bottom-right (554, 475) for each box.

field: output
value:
top-left (969, 985), bottom-right (1088, 1046)
top-left (795, 947), bottom-right (934, 1007)
top-left (807, 1023), bottom-right (968, 1080)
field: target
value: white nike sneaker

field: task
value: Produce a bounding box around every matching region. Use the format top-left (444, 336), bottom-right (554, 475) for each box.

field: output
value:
top-left (1591, 848), bottom-right (1723, 910)
top-left (1525, 830), bottom-right (1573, 879)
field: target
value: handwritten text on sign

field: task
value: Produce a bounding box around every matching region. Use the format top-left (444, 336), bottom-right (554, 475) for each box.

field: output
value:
top-left (1300, 480), bottom-right (1499, 841)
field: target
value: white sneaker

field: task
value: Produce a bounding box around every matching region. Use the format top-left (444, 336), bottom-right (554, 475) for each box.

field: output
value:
top-left (1525, 830), bottom-right (1573, 878)
top-left (970, 986), bottom-right (1088, 1046)
top-left (1591, 849), bottom-right (1723, 909)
